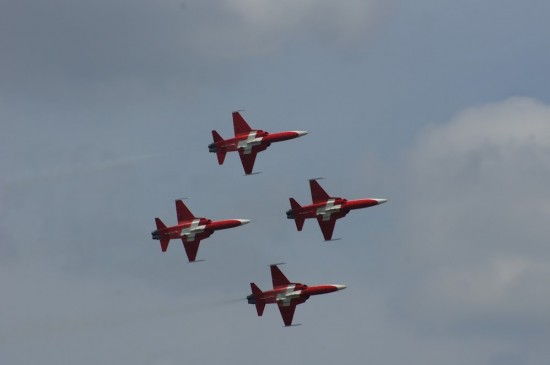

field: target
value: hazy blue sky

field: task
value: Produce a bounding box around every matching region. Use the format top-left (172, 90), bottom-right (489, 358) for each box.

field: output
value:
top-left (2, 1), bottom-right (550, 364)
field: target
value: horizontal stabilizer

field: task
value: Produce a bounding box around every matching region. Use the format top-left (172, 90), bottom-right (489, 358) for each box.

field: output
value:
top-left (255, 302), bottom-right (266, 316)
top-left (289, 197), bottom-right (301, 210)
top-left (288, 198), bottom-right (305, 231)
top-left (155, 218), bottom-right (167, 230)
top-left (216, 151), bottom-right (226, 165)
top-left (250, 283), bottom-right (265, 316)
top-left (212, 130), bottom-right (224, 143)
top-left (250, 282), bottom-right (263, 296)
top-left (294, 217), bottom-right (305, 231)
top-left (160, 238), bottom-right (169, 252)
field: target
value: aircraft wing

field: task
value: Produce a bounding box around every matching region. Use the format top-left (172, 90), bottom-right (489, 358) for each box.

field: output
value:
top-left (238, 150), bottom-right (258, 175)
top-left (270, 264), bottom-right (291, 288)
top-left (316, 216), bottom-right (337, 241)
top-left (181, 238), bottom-right (201, 262)
top-left (277, 302), bottom-right (297, 327)
top-left (176, 200), bottom-right (195, 223)
top-left (233, 111), bottom-right (252, 136)
top-left (309, 179), bottom-right (330, 203)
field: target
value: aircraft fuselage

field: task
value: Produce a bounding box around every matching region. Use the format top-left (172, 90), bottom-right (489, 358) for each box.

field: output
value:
top-left (247, 283), bottom-right (346, 306)
top-left (286, 198), bottom-right (384, 221)
top-left (151, 218), bottom-right (249, 242)
top-left (209, 130), bottom-right (306, 155)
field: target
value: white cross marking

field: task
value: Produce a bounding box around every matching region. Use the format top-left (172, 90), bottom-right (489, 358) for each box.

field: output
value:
top-left (180, 219), bottom-right (206, 241)
top-left (237, 131), bottom-right (263, 154)
top-left (276, 285), bottom-right (302, 306)
top-left (316, 199), bottom-right (342, 221)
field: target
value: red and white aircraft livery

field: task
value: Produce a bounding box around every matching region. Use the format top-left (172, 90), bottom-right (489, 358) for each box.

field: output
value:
top-left (247, 264), bottom-right (346, 327)
top-left (286, 179), bottom-right (387, 241)
top-left (208, 111), bottom-right (307, 175)
top-left (151, 200), bottom-right (250, 262)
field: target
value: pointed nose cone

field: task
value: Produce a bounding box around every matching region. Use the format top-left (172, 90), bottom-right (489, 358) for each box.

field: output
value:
top-left (237, 219), bottom-right (251, 225)
top-left (293, 131), bottom-right (308, 137)
top-left (334, 284), bottom-right (347, 291)
top-left (375, 199), bottom-right (388, 205)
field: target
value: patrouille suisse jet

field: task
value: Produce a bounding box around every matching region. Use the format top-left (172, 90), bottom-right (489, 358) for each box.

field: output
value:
top-left (247, 264), bottom-right (346, 327)
top-left (287, 179), bottom-right (387, 241)
top-left (208, 111), bottom-right (307, 175)
top-left (151, 200), bottom-right (250, 262)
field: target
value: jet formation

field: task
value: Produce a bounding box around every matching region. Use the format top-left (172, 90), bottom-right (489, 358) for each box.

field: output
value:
top-left (287, 178), bottom-right (387, 241)
top-left (248, 264), bottom-right (346, 326)
top-left (208, 111), bottom-right (308, 175)
top-left (151, 111), bottom-right (387, 326)
top-left (151, 199), bottom-right (250, 262)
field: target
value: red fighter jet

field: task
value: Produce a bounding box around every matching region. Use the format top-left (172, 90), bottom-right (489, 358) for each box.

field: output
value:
top-left (287, 179), bottom-right (387, 241)
top-left (208, 111), bottom-right (308, 175)
top-left (151, 200), bottom-right (250, 262)
top-left (247, 264), bottom-right (346, 327)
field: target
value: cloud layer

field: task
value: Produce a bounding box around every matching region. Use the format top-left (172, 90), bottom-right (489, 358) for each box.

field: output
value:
top-left (394, 97), bottom-right (550, 356)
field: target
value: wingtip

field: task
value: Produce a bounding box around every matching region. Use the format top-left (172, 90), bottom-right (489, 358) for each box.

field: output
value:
top-left (188, 259), bottom-right (206, 264)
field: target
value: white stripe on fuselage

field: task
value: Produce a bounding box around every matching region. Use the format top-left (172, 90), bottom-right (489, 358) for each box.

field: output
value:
top-left (316, 199), bottom-right (342, 221)
top-left (276, 284), bottom-right (302, 306)
top-left (237, 131), bottom-right (263, 154)
top-left (180, 219), bottom-right (206, 241)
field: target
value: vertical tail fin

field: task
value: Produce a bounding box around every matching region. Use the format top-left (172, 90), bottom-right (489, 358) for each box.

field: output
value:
top-left (250, 283), bottom-right (265, 316)
top-left (289, 198), bottom-right (305, 231)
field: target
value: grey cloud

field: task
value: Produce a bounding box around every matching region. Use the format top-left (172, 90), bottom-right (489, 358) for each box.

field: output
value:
top-left (0, 0), bottom-right (383, 96)
top-left (3, 1), bottom-right (550, 364)
top-left (391, 98), bottom-right (550, 346)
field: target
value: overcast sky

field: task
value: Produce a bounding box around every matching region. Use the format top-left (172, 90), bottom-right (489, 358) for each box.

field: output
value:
top-left (2, 1), bottom-right (550, 364)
